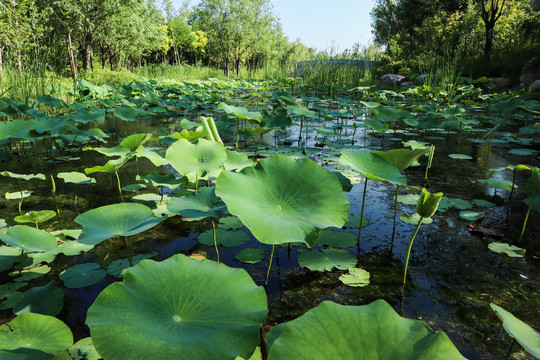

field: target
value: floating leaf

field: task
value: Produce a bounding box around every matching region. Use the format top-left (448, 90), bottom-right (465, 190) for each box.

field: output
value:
top-left (508, 148), bottom-right (537, 156)
top-left (339, 268), bottom-right (370, 287)
top-left (448, 154), bottom-right (472, 160)
top-left (488, 242), bottom-right (526, 258)
top-left (235, 248), bottom-right (267, 264)
top-left (267, 300), bottom-right (465, 360)
top-left (198, 229), bottom-right (250, 247)
top-left (57, 240), bottom-right (94, 256)
top-left (54, 337), bottom-right (101, 360)
top-left (167, 186), bottom-right (227, 221)
top-left (316, 230), bottom-right (357, 248)
top-left (0, 245), bottom-right (22, 272)
top-left (86, 254), bottom-right (267, 360)
top-left (10, 265), bottom-right (51, 282)
top-left (459, 211), bottom-right (484, 221)
top-left (107, 253), bottom-right (158, 278)
top-left (218, 216), bottom-right (245, 230)
top-left (59, 263), bottom-right (107, 288)
top-left (121, 184), bottom-right (146, 192)
top-left (473, 199), bottom-right (496, 208)
top-left (13, 282), bottom-right (64, 316)
top-left (344, 214), bottom-right (370, 229)
top-left (399, 212), bottom-right (434, 225)
top-left (297, 248), bottom-right (357, 272)
top-left (0, 282), bottom-right (25, 310)
top-left (398, 193), bottom-right (420, 205)
top-left (137, 171), bottom-right (187, 189)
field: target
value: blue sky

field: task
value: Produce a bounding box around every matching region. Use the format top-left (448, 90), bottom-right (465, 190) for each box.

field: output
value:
top-left (173, 0), bottom-right (376, 52)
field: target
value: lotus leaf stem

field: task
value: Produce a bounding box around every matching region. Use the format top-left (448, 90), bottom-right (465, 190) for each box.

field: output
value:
top-left (357, 178), bottom-right (368, 243)
top-left (403, 216), bottom-right (423, 286)
top-left (212, 219), bottom-right (219, 264)
top-left (518, 190), bottom-right (536, 243)
top-left (508, 170), bottom-right (517, 203)
top-left (392, 185), bottom-right (400, 243)
top-left (115, 171), bottom-right (124, 202)
top-left (264, 245), bottom-right (275, 286)
top-left (17, 179), bottom-right (23, 215)
top-left (122, 237), bottom-right (134, 267)
top-left (505, 338), bottom-right (517, 360)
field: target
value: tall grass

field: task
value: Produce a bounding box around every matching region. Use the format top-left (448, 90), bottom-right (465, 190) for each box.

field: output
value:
top-left (415, 53), bottom-right (464, 91)
top-left (0, 66), bottom-right (68, 104)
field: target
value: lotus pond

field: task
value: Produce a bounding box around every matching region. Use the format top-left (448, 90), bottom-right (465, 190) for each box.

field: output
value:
top-left (0, 79), bottom-right (539, 360)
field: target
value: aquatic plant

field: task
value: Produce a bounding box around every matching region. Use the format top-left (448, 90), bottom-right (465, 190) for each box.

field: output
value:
top-left (519, 167), bottom-right (539, 243)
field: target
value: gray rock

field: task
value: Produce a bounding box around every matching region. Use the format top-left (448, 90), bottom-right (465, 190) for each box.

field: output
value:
top-left (490, 77), bottom-right (513, 90)
top-left (531, 79), bottom-right (540, 91)
top-left (381, 74), bottom-right (408, 86)
top-left (400, 81), bottom-right (414, 87)
top-left (520, 57), bottom-right (540, 85)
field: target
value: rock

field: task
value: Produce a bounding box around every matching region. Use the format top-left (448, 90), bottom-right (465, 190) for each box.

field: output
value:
top-left (400, 81), bottom-right (414, 87)
top-left (531, 79), bottom-right (540, 91)
top-left (381, 74), bottom-right (408, 86)
top-left (490, 77), bottom-right (512, 90)
top-left (520, 57), bottom-right (540, 85)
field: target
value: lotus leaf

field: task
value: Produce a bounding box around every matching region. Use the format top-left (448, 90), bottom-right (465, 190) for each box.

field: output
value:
top-left (0, 245), bottom-right (22, 271)
top-left (0, 313), bottom-right (73, 360)
top-left (459, 211), bottom-right (484, 221)
top-left (86, 254), bottom-right (268, 360)
top-left (339, 268), bottom-right (370, 287)
top-left (216, 155), bottom-right (350, 246)
top-left (297, 248), bottom-right (357, 272)
top-left (114, 106), bottom-right (143, 121)
top-left (166, 138), bottom-right (227, 177)
top-left (167, 186), bottom-right (227, 221)
top-left (400, 213), bottom-right (434, 225)
top-left (10, 265), bottom-right (51, 282)
top-left (340, 150), bottom-right (406, 185)
top-left (107, 253), bottom-right (158, 278)
top-left (122, 184), bottom-right (146, 192)
top-left (488, 242), bottom-right (526, 257)
top-left (473, 199), bottom-right (496, 207)
top-left (198, 229), bottom-right (250, 247)
top-left (14, 210), bottom-right (56, 226)
top-left (344, 214), bottom-right (370, 229)
top-left (267, 300), bottom-right (466, 359)
top-left (0, 171), bottom-right (46, 181)
top-left (0, 282), bottom-right (25, 310)
top-left (137, 171), bottom-right (187, 189)
top-left (218, 216), bottom-right (245, 230)
top-left (53, 337), bottom-right (101, 360)
top-left (290, 106), bottom-right (317, 118)
top-left (363, 118), bottom-right (388, 133)
top-left (57, 172), bottom-right (96, 185)
top-left (448, 154), bottom-right (472, 160)
top-left (235, 248), bottom-right (267, 264)
top-left (13, 282), bottom-right (64, 316)
top-left (316, 230), bottom-right (357, 248)
top-left (5, 191), bottom-right (32, 200)
top-left (508, 148), bottom-right (536, 156)
top-left (0, 226), bottom-right (57, 253)
top-left (224, 150), bottom-right (255, 171)
top-left (75, 203), bottom-right (163, 245)
top-left (478, 178), bottom-right (515, 192)
top-left (372, 148), bottom-right (428, 172)
top-left (59, 263), bottom-right (107, 288)
top-left (218, 102), bottom-right (262, 121)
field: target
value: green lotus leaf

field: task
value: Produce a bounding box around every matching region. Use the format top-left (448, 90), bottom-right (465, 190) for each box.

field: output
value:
top-left (490, 304), bottom-right (540, 358)
top-left (448, 154), bottom-right (472, 160)
top-left (372, 148), bottom-right (428, 172)
top-left (478, 178), bottom-right (515, 192)
top-left (198, 229), bottom-right (250, 247)
top-left (107, 253), bottom-right (158, 278)
top-left (488, 242), bottom-right (526, 258)
top-left (0, 282), bottom-right (25, 310)
top-left (167, 186), bottom-right (227, 221)
top-left (180, 118), bottom-right (200, 130)
top-left (332, 171), bottom-right (353, 192)
top-left (137, 171), bottom-right (187, 189)
top-left (216, 155), bottom-right (350, 246)
top-left (0, 171), bottom-right (46, 181)
top-left (85, 157), bottom-right (127, 175)
top-left (344, 214), bottom-right (370, 229)
top-left (84, 145), bottom-right (129, 158)
top-left (14, 210), bottom-right (56, 225)
top-left (59, 263), bottom-right (107, 288)
top-left (53, 337), bottom-right (101, 360)
top-left (459, 211), bottom-right (484, 221)
top-left (57, 172), bottom-right (96, 185)
top-left (508, 148), bottom-right (537, 156)
top-left (122, 184), bottom-right (146, 192)
top-left (297, 248), bottom-right (357, 272)
top-left (314, 128), bottom-right (336, 137)
top-left (373, 105), bottom-right (412, 122)
top-left (224, 150), bottom-right (255, 171)
top-left (397, 193), bottom-right (420, 205)
top-left (363, 118), bottom-right (388, 133)
top-left (339, 268), bottom-right (370, 287)
top-left (0, 218), bottom-right (6, 229)
top-left (0, 245), bottom-right (22, 271)
top-left (5, 191), bottom-right (32, 200)
top-left (72, 109), bottom-right (105, 123)
top-left (0, 313), bottom-right (73, 360)
top-left (10, 265), bottom-right (51, 282)
top-left (24, 249), bottom-right (59, 268)
top-left (56, 240), bottom-right (94, 256)
top-left (218, 102), bottom-right (262, 122)
top-left (267, 300), bottom-right (465, 360)
top-left (218, 216), bottom-right (245, 230)
top-left (118, 133), bottom-right (151, 151)
top-left (13, 282), bottom-right (64, 316)
top-left (86, 254), bottom-right (268, 360)
top-left (31, 118), bottom-right (67, 134)
top-left (166, 138), bottom-right (227, 177)
top-left (235, 248), bottom-right (267, 264)
top-left (316, 230), bottom-right (357, 248)
top-left (289, 106), bottom-right (317, 118)
top-left (134, 146), bottom-right (169, 166)
top-left (340, 150), bottom-right (406, 185)
top-left (400, 212), bottom-right (434, 225)
top-left (437, 198), bottom-right (473, 212)
top-left (37, 95), bottom-right (66, 108)
top-left (506, 164), bottom-right (531, 172)
top-left (0, 226), bottom-right (57, 253)
top-left (75, 203), bottom-right (164, 245)
top-left (114, 106), bottom-right (143, 121)
top-left (403, 140), bottom-right (430, 150)
top-left (473, 199), bottom-right (496, 208)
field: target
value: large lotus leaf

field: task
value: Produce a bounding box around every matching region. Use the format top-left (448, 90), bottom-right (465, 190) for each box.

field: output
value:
top-left (340, 151), bottom-right (406, 185)
top-left (57, 172), bottom-right (96, 185)
top-left (373, 105), bottom-right (412, 122)
top-left (167, 186), bottom-right (228, 221)
top-left (344, 214), bottom-right (370, 229)
top-left (72, 109), bottom-right (105, 123)
top-left (13, 282), bottom-right (64, 316)
top-left (0, 120), bottom-right (32, 139)
top-left (53, 337), bottom-right (101, 360)
top-left (75, 203), bottom-right (164, 245)
top-left (216, 155), bottom-right (350, 246)
top-left (372, 148), bottom-right (428, 172)
top-left (57, 241), bottom-right (94, 256)
top-left (267, 300), bottom-right (466, 360)
top-left (114, 106), bottom-right (143, 121)
top-left (59, 263), bottom-right (107, 288)
top-left (363, 118), bottom-right (388, 133)
top-left (224, 150), bottom-right (255, 171)
top-left (1, 171), bottom-right (46, 181)
top-left (31, 118), bottom-right (67, 134)
top-left (86, 254), bottom-right (268, 360)
top-left (0, 313), bottom-right (73, 360)
top-left (134, 146), bottom-right (168, 166)
top-left (297, 248), bottom-right (357, 272)
top-left (490, 304), bottom-right (540, 358)
top-left (137, 171), bottom-right (187, 189)
top-left (0, 282), bottom-right (25, 310)
top-left (218, 102), bottom-right (262, 122)
top-left (0, 226), bottom-right (57, 253)
top-left (198, 229), bottom-right (250, 247)
top-left (166, 138), bottom-right (227, 177)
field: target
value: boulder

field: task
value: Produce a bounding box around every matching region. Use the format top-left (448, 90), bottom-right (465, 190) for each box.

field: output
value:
top-left (381, 74), bottom-right (408, 86)
top-left (490, 77), bottom-right (513, 90)
top-left (400, 81), bottom-right (414, 87)
top-left (531, 79), bottom-right (540, 91)
top-left (520, 57), bottom-right (540, 85)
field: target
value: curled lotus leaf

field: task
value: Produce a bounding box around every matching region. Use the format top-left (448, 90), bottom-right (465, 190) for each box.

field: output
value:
top-left (340, 150), bottom-right (406, 185)
top-left (86, 254), bottom-right (268, 360)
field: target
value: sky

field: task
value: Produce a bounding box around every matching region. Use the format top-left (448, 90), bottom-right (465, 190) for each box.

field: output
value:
top-left (172, 0), bottom-right (376, 52)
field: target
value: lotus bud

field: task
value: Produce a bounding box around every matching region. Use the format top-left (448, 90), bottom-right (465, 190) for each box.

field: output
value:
top-left (416, 188), bottom-right (443, 218)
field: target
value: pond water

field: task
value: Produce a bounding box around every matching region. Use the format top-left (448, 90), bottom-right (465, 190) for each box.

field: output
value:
top-left (0, 88), bottom-right (539, 360)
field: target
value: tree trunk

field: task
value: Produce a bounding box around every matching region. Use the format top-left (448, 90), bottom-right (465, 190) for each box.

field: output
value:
top-left (225, 58), bottom-right (230, 79)
top-left (235, 58), bottom-right (240, 78)
top-left (101, 43), bottom-right (106, 69)
top-left (66, 25), bottom-right (78, 81)
top-left (11, 0), bottom-right (22, 72)
top-left (90, 48), bottom-right (95, 70)
top-left (109, 49), bottom-right (115, 71)
top-left (0, 45), bottom-right (3, 75)
top-left (83, 34), bottom-right (93, 71)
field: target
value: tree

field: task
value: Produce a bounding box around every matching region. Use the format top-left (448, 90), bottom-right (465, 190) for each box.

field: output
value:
top-left (476, 0), bottom-right (506, 61)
